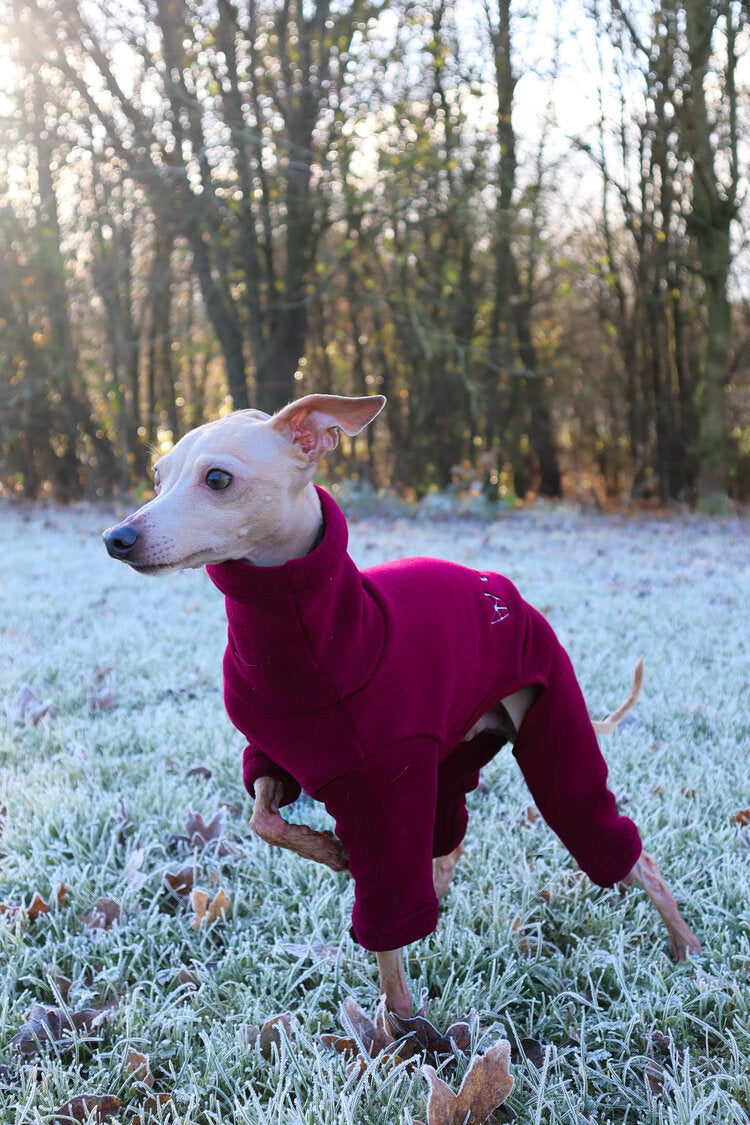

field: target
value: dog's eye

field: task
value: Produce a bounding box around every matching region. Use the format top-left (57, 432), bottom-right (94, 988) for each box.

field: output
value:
top-left (205, 468), bottom-right (233, 491)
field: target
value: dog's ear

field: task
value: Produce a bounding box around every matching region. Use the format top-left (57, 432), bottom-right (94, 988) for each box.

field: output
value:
top-left (271, 394), bottom-right (386, 461)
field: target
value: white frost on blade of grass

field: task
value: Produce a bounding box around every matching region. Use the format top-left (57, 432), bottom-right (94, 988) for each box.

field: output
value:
top-left (0, 500), bottom-right (748, 1124)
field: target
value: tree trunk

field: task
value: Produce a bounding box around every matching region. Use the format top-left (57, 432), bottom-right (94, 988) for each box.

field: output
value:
top-left (698, 248), bottom-right (731, 495)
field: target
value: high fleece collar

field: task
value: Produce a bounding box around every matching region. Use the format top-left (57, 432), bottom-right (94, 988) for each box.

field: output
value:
top-left (206, 486), bottom-right (387, 713)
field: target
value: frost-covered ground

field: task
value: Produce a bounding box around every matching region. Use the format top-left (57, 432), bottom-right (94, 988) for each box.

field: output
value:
top-left (1, 498), bottom-right (749, 1124)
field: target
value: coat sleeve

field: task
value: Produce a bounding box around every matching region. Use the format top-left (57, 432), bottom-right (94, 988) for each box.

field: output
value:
top-left (316, 738), bottom-right (441, 952)
top-left (242, 744), bottom-right (302, 808)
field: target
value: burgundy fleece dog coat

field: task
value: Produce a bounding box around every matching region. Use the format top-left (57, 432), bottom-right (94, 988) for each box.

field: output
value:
top-left (207, 486), bottom-right (642, 951)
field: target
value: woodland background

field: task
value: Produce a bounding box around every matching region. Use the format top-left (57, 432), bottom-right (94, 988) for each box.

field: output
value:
top-left (2, 0), bottom-right (750, 506)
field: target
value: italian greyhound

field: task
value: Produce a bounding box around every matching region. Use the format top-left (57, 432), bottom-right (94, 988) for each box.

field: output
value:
top-left (103, 394), bottom-right (700, 1017)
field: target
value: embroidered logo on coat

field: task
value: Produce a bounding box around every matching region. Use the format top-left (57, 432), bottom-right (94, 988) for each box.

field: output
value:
top-left (485, 593), bottom-right (510, 624)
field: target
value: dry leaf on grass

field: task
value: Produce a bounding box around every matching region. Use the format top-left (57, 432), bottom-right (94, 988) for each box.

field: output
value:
top-left (321, 997), bottom-right (417, 1076)
top-left (185, 765), bottom-right (213, 780)
top-left (14, 684), bottom-right (50, 724)
top-left (186, 808), bottom-right (226, 846)
top-left (386, 1009), bottom-right (473, 1065)
top-left (11, 1003), bottom-right (113, 1055)
top-left (414, 1039), bottom-right (514, 1125)
top-left (731, 809), bottom-right (750, 826)
top-left (279, 940), bottom-right (340, 963)
top-left (644, 1060), bottom-right (664, 1097)
top-left (47, 968), bottom-right (72, 1000)
top-left (509, 916), bottom-right (537, 957)
top-left (190, 887), bottom-right (229, 929)
top-left (88, 691), bottom-right (115, 711)
top-left (514, 1037), bottom-right (545, 1069)
top-left (0, 884), bottom-right (66, 924)
top-left (80, 897), bottom-right (121, 929)
top-left (182, 808), bottom-right (236, 855)
top-left (246, 1012), bottom-right (294, 1060)
top-left (115, 798), bottom-right (131, 843)
top-left (124, 1047), bottom-right (154, 1087)
top-left (650, 1029), bottom-right (685, 1066)
top-left (52, 1094), bottom-right (122, 1123)
top-left (163, 865), bottom-right (201, 896)
top-left (123, 849), bottom-right (147, 891)
top-left (131, 1092), bottom-right (172, 1124)
top-left (218, 801), bottom-right (241, 816)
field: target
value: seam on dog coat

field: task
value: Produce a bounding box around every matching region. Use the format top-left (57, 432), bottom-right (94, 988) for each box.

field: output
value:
top-left (207, 486), bottom-right (642, 951)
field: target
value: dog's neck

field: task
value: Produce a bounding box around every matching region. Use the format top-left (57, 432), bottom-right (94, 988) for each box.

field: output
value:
top-left (241, 483), bottom-right (324, 567)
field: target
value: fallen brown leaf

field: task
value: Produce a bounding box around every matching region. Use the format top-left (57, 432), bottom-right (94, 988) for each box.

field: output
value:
top-left (279, 940), bottom-right (340, 963)
top-left (1, 884), bottom-right (66, 924)
top-left (185, 765), bottom-right (213, 780)
top-left (80, 898), bottom-right (121, 930)
top-left (163, 865), bottom-right (201, 896)
top-left (320, 1032), bottom-right (359, 1056)
top-left (47, 967), bottom-right (72, 1000)
top-left (416, 1039), bottom-right (514, 1125)
top-left (218, 801), bottom-right (241, 816)
top-left (52, 1093), bottom-right (122, 1123)
top-left (514, 1038), bottom-right (545, 1068)
top-left (14, 684), bottom-right (49, 725)
top-left (92, 664), bottom-right (113, 682)
top-left (185, 808), bottom-right (226, 847)
top-left (644, 1060), bottom-right (664, 1097)
top-left (123, 849), bottom-right (147, 891)
top-left (131, 1092), bottom-right (172, 1124)
top-left (190, 887), bottom-right (229, 929)
top-left (651, 1030), bottom-right (685, 1066)
top-left (11, 1004), bottom-right (113, 1055)
top-left (245, 1012), bottom-right (293, 1058)
top-left (124, 1047), bottom-right (154, 1087)
top-left (509, 916), bottom-right (537, 957)
top-left (321, 996), bottom-right (417, 1073)
top-left (386, 1009), bottom-right (473, 1064)
top-left (115, 798), bottom-right (130, 843)
top-left (731, 809), bottom-right (750, 826)
top-left (88, 691), bottom-right (115, 711)
top-left (259, 1012), bottom-right (293, 1060)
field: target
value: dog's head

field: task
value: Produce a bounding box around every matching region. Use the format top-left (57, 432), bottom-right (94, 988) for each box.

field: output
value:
top-left (102, 394), bottom-right (385, 574)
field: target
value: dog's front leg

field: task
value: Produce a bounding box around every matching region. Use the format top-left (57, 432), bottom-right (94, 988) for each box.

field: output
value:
top-left (375, 948), bottom-right (411, 1017)
top-left (250, 776), bottom-right (349, 872)
top-left (622, 851), bottom-right (701, 961)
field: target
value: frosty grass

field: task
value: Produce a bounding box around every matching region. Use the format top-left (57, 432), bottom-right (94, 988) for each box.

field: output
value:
top-left (1, 499), bottom-right (748, 1124)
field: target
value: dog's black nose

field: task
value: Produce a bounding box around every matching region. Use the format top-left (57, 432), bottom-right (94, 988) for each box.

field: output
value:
top-left (103, 524), bottom-right (138, 559)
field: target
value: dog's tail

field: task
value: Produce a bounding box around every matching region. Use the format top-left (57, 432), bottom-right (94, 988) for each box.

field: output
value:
top-left (591, 657), bottom-right (644, 735)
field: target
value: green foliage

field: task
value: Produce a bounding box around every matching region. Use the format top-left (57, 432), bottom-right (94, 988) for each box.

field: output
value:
top-left (0, 0), bottom-right (748, 502)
